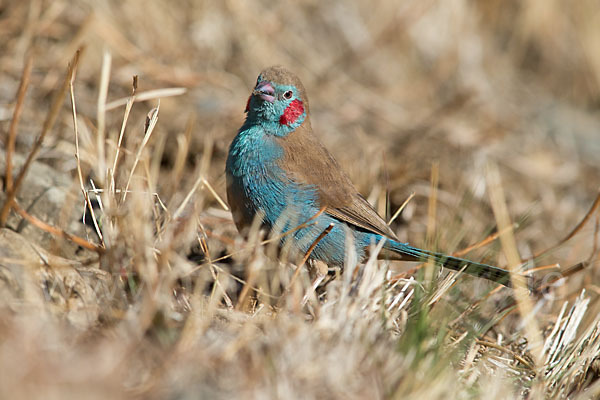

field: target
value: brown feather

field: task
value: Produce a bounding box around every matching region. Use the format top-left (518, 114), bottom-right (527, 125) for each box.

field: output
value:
top-left (276, 121), bottom-right (398, 239)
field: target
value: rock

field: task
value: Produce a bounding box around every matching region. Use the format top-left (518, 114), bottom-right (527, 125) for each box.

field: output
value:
top-left (0, 150), bottom-right (95, 259)
top-left (0, 228), bottom-right (112, 329)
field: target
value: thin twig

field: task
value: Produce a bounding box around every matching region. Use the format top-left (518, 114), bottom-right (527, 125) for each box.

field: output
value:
top-left (209, 263), bottom-right (277, 300)
top-left (0, 49), bottom-right (82, 226)
top-left (70, 60), bottom-right (104, 246)
top-left (448, 284), bottom-right (505, 328)
top-left (387, 191), bottom-right (415, 226)
top-left (5, 55), bottom-right (33, 193)
top-left (105, 87), bottom-right (186, 110)
top-left (289, 222), bottom-right (334, 288)
top-left (278, 215), bottom-right (333, 307)
top-left (532, 189), bottom-right (600, 259)
top-left (96, 50), bottom-right (111, 183)
top-left (387, 192), bottom-right (415, 226)
top-left (202, 178), bottom-right (229, 211)
top-left (235, 253), bottom-right (262, 311)
top-left (13, 200), bottom-right (103, 253)
top-left (110, 75), bottom-right (138, 194)
top-left (122, 104), bottom-right (160, 202)
top-left (533, 214), bottom-right (600, 292)
top-left (453, 224), bottom-right (516, 257)
top-left (487, 162), bottom-right (543, 366)
top-left (475, 339), bottom-right (536, 371)
top-left (525, 263), bottom-right (561, 274)
top-left (209, 265), bottom-right (233, 309)
top-left (173, 175), bottom-right (204, 221)
top-left (424, 162), bottom-right (439, 285)
top-left (168, 115), bottom-right (194, 197)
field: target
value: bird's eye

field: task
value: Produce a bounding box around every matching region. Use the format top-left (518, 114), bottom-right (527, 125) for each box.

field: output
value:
top-left (283, 90), bottom-right (293, 100)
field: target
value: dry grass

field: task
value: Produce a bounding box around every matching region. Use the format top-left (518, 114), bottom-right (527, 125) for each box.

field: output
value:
top-left (1, 0), bottom-right (600, 398)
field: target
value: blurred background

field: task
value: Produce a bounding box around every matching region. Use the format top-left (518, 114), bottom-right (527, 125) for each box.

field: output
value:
top-left (1, 0), bottom-right (600, 398)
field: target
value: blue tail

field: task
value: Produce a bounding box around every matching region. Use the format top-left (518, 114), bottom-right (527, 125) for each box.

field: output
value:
top-left (384, 240), bottom-right (512, 286)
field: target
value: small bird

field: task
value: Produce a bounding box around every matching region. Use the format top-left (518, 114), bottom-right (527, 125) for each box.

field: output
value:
top-left (226, 66), bottom-right (511, 286)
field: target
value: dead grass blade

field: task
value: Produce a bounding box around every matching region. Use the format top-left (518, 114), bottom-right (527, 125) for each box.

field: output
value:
top-left (96, 50), bottom-right (111, 182)
top-left (532, 189), bottom-right (600, 259)
top-left (424, 162), bottom-right (439, 285)
top-left (487, 162), bottom-right (544, 367)
top-left (105, 87), bottom-right (186, 110)
top-left (0, 49), bottom-right (82, 227)
top-left (4, 55), bottom-right (33, 193)
top-left (387, 191), bottom-right (415, 226)
top-left (110, 75), bottom-right (138, 194)
top-left (12, 200), bottom-right (103, 252)
top-left (533, 213), bottom-right (600, 292)
top-left (453, 224), bottom-right (517, 257)
top-left (475, 339), bottom-right (535, 371)
top-left (290, 222), bottom-right (333, 285)
top-left (70, 56), bottom-right (104, 247)
top-left (122, 104), bottom-right (159, 202)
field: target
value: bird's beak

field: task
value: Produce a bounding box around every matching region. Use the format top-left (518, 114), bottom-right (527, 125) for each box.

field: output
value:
top-left (253, 81), bottom-right (275, 103)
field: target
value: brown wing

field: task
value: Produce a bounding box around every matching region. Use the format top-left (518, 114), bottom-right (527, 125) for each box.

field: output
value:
top-left (326, 195), bottom-right (398, 239)
top-left (276, 122), bottom-right (398, 239)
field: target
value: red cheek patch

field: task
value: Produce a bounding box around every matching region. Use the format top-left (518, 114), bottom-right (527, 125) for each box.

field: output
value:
top-left (279, 99), bottom-right (304, 126)
top-left (245, 96), bottom-right (251, 112)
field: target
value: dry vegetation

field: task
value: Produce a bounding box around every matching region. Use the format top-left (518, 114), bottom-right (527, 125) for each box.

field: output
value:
top-left (1, 0), bottom-right (600, 399)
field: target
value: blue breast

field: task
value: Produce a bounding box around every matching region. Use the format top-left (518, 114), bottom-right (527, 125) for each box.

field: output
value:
top-left (226, 124), bottom-right (371, 266)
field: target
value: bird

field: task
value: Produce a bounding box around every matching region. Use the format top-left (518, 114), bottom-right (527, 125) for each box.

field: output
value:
top-left (225, 65), bottom-right (511, 286)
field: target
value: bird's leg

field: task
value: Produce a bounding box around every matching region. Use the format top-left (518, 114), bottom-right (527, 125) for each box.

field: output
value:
top-left (279, 223), bottom-right (335, 309)
top-left (287, 222), bottom-right (334, 290)
top-left (302, 260), bottom-right (329, 306)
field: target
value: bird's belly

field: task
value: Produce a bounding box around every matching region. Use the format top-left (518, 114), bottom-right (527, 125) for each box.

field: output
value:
top-left (227, 170), bottom-right (369, 266)
top-left (226, 168), bottom-right (288, 229)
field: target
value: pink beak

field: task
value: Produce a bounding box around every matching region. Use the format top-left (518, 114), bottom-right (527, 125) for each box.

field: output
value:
top-left (253, 81), bottom-right (275, 103)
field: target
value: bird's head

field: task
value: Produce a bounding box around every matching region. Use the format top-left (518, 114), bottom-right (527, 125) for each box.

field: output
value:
top-left (244, 66), bottom-right (309, 136)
